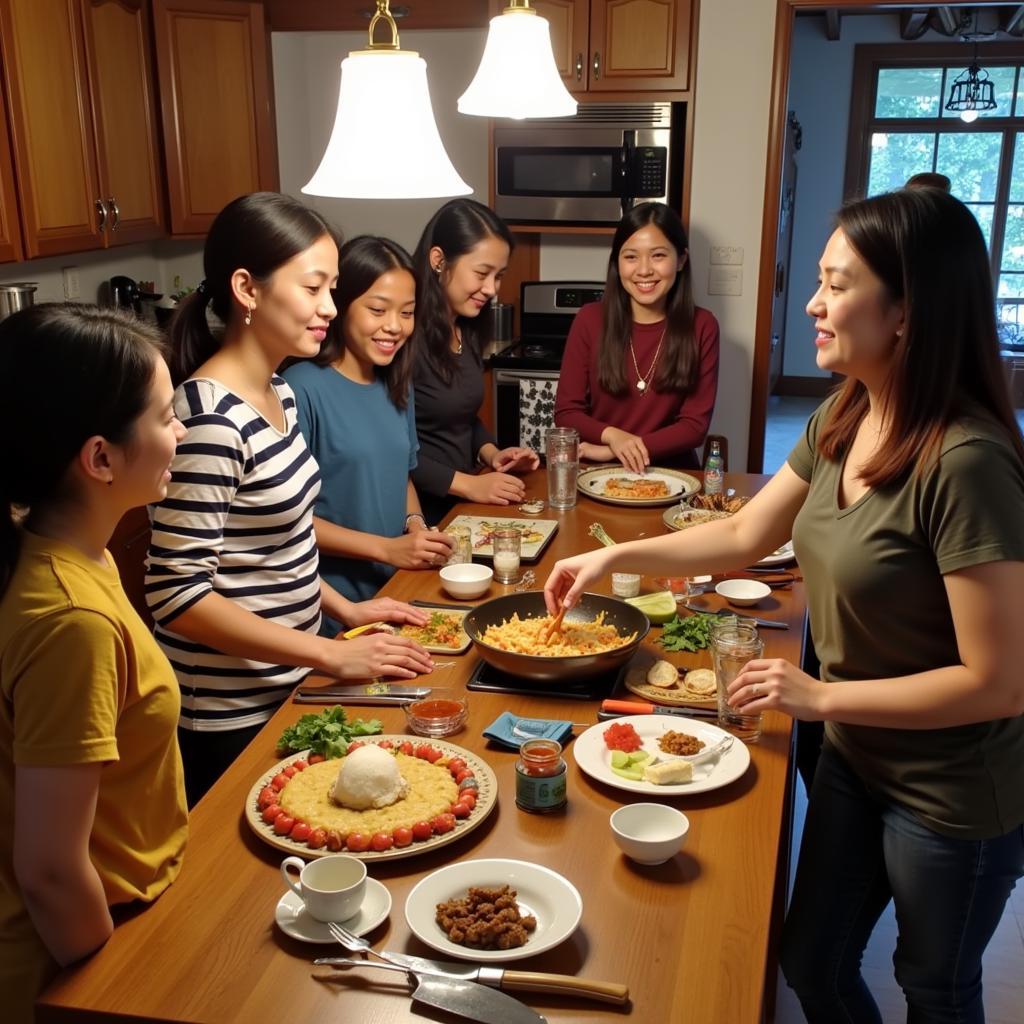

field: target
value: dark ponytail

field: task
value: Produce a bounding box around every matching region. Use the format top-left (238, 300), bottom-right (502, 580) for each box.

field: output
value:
top-left (168, 192), bottom-right (340, 385)
top-left (0, 304), bottom-right (162, 594)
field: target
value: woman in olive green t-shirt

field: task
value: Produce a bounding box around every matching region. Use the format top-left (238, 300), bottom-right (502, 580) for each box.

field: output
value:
top-left (544, 188), bottom-right (1024, 1024)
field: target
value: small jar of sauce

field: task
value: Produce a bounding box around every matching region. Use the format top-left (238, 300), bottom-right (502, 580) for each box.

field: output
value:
top-left (515, 738), bottom-right (567, 813)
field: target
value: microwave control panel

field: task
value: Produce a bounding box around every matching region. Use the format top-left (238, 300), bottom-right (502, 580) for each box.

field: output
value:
top-left (554, 287), bottom-right (604, 310)
top-left (631, 147), bottom-right (668, 197)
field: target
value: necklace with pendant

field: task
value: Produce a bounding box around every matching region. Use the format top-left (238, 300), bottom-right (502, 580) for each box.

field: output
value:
top-left (629, 329), bottom-right (666, 393)
top-left (453, 326), bottom-right (463, 355)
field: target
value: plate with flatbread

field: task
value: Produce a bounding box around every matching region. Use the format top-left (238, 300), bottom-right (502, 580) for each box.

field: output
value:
top-left (577, 467), bottom-right (700, 507)
top-left (621, 645), bottom-right (716, 707)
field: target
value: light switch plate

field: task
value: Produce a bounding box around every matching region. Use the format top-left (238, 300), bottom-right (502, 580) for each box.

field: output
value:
top-left (710, 245), bottom-right (744, 266)
top-left (62, 266), bottom-right (81, 300)
top-left (708, 266), bottom-right (742, 296)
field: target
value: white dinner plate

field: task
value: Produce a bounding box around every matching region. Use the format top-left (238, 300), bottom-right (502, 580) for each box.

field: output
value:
top-left (275, 876), bottom-right (392, 944)
top-left (405, 858), bottom-right (582, 962)
top-left (573, 715), bottom-right (751, 796)
top-left (754, 541), bottom-right (795, 567)
top-left (577, 466), bottom-right (700, 507)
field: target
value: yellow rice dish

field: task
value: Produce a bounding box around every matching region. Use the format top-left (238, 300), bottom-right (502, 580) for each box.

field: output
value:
top-left (279, 754), bottom-right (458, 834)
top-left (481, 611), bottom-right (637, 657)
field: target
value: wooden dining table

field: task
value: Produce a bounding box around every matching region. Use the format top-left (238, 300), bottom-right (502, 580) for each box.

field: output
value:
top-left (38, 469), bottom-right (805, 1024)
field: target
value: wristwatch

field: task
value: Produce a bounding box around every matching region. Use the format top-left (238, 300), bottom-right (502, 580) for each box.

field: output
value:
top-left (404, 513), bottom-right (427, 533)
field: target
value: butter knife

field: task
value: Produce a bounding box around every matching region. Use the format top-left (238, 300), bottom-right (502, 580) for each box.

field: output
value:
top-left (293, 683), bottom-right (431, 705)
top-left (682, 603), bottom-right (789, 630)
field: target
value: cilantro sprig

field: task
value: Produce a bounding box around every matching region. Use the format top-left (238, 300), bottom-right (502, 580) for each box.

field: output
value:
top-left (656, 613), bottom-right (716, 653)
top-left (275, 706), bottom-right (383, 759)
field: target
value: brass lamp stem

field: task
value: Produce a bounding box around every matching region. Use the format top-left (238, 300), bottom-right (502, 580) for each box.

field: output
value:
top-left (368, 0), bottom-right (400, 50)
top-left (504, 0), bottom-right (538, 13)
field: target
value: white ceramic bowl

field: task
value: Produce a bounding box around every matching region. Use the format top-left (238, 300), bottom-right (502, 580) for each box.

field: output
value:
top-left (439, 563), bottom-right (493, 600)
top-left (610, 803), bottom-right (689, 865)
top-left (715, 578), bottom-right (771, 607)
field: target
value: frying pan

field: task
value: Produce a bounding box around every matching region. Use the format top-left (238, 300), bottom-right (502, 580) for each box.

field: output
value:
top-left (462, 591), bottom-right (650, 683)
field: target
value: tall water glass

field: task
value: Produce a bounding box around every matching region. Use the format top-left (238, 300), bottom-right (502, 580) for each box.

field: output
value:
top-left (711, 623), bottom-right (765, 743)
top-left (546, 427), bottom-right (579, 510)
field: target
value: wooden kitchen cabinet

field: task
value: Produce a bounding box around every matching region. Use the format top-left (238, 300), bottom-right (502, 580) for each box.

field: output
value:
top-left (533, 0), bottom-right (692, 93)
top-left (0, 76), bottom-right (23, 263)
top-left (152, 0), bottom-right (278, 236)
top-left (0, 0), bottom-right (164, 258)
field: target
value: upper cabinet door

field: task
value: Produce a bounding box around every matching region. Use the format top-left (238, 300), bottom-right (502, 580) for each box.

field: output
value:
top-left (80, 0), bottom-right (165, 246)
top-left (0, 0), bottom-right (104, 257)
top-left (0, 72), bottom-right (23, 264)
top-left (152, 0), bottom-right (278, 236)
top-left (532, 1), bottom-right (590, 91)
top-left (589, 0), bottom-right (692, 92)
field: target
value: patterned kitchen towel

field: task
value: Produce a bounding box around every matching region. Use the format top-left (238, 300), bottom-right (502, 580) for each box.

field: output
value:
top-left (518, 378), bottom-right (558, 453)
top-left (483, 711), bottom-right (575, 750)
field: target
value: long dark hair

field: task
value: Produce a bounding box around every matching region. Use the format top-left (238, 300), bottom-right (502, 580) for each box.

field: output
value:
top-left (315, 235), bottom-right (416, 410)
top-left (598, 202), bottom-right (698, 396)
top-left (0, 304), bottom-right (163, 594)
top-left (168, 192), bottom-right (338, 384)
top-left (412, 199), bottom-right (514, 383)
top-left (818, 187), bottom-right (1024, 484)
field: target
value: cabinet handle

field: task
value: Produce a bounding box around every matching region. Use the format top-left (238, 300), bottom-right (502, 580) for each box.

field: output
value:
top-left (94, 197), bottom-right (107, 232)
top-left (592, 51), bottom-right (601, 80)
top-left (108, 196), bottom-right (120, 232)
top-left (575, 52), bottom-right (583, 81)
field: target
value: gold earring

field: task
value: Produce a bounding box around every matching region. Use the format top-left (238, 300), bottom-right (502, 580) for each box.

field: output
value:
top-left (244, 304), bottom-right (254, 326)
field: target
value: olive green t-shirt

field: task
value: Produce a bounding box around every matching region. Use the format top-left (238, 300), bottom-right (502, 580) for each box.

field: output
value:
top-left (788, 398), bottom-right (1024, 839)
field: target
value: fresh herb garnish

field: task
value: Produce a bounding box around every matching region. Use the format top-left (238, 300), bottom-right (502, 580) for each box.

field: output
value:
top-left (275, 706), bottom-right (383, 759)
top-left (656, 613), bottom-right (716, 652)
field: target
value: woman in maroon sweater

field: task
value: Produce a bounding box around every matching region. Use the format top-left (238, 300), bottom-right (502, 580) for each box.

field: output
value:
top-left (554, 203), bottom-right (720, 472)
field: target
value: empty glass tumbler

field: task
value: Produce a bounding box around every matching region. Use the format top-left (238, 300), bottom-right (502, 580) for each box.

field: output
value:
top-left (545, 427), bottom-right (579, 510)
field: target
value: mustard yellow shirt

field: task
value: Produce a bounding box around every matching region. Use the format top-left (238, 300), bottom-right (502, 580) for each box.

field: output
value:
top-left (0, 530), bottom-right (188, 1023)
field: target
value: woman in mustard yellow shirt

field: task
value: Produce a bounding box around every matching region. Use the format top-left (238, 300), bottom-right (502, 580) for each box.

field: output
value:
top-left (0, 305), bottom-right (189, 1023)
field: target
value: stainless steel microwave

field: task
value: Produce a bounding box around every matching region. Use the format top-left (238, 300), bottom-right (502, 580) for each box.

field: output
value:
top-left (493, 102), bottom-right (683, 226)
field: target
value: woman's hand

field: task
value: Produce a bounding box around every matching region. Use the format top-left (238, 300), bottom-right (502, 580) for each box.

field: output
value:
top-left (580, 441), bottom-right (614, 463)
top-left (464, 472), bottom-right (526, 505)
top-left (327, 632), bottom-right (434, 680)
top-left (491, 446), bottom-right (540, 475)
top-left (726, 658), bottom-right (829, 721)
top-left (601, 427), bottom-right (650, 475)
top-left (543, 550), bottom-right (612, 614)
top-left (346, 597), bottom-right (429, 628)
top-left (384, 528), bottom-right (455, 570)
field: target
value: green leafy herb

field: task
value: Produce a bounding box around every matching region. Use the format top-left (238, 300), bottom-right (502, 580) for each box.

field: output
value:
top-left (656, 613), bottom-right (716, 653)
top-left (275, 706), bottom-right (383, 759)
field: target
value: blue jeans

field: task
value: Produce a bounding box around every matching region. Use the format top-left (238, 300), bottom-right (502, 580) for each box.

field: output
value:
top-left (781, 742), bottom-right (1024, 1024)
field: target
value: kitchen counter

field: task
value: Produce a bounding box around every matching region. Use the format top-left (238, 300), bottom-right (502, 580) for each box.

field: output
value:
top-left (38, 470), bottom-right (802, 1024)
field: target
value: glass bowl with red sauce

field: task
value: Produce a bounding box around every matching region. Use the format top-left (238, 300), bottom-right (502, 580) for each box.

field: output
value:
top-left (402, 689), bottom-right (469, 737)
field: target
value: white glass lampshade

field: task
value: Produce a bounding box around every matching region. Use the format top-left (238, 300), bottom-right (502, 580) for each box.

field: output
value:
top-left (303, 51), bottom-right (471, 199)
top-left (459, 11), bottom-right (578, 120)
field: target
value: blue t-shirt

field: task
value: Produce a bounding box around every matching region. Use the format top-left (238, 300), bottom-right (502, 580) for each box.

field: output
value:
top-left (282, 361), bottom-right (418, 608)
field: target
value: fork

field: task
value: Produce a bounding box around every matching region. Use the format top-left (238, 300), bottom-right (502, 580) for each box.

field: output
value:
top-left (324, 921), bottom-right (403, 970)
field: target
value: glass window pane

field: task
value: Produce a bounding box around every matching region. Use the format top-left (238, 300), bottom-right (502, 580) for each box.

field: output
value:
top-left (942, 64), bottom-right (1017, 119)
top-left (867, 133), bottom-right (935, 195)
top-left (1002, 204), bottom-right (1024, 271)
top-left (876, 68), bottom-right (942, 118)
top-left (937, 132), bottom-right (1002, 201)
top-left (1015, 67), bottom-right (1023, 117)
top-left (1011, 134), bottom-right (1024, 203)
top-left (998, 275), bottom-right (1024, 300)
top-left (964, 203), bottom-right (994, 250)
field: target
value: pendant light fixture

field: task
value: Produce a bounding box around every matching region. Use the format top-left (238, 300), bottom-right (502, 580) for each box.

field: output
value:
top-left (459, 0), bottom-right (578, 120)
top-left (944, 16), bottom-right (998, 123)
top-left (303, 1), bottom-right (470, 199)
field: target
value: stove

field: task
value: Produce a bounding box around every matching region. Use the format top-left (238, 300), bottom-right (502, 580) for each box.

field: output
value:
top-left (491, 280), bottom-right (604, 448)
top-left (467, 658), bottom-right (625, 700)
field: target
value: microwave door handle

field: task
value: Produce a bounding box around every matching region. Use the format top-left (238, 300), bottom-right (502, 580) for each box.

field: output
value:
top-left (621, 130), bottom-right (636, 216)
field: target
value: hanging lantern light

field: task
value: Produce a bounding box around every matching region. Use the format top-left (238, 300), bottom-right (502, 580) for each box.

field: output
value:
top-left (944, 17), bottom-right (998, 124)
top-left (459, 0), bottom-right (578, 120)
top-left (303, 1), bottom-right (470, 199)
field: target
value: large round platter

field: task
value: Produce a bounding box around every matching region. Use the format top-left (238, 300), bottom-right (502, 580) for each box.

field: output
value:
top-left (573, 715), bottom-right (750, 796)
top-left (753, 541), bottom-right (796, 567)
top-left (662, 505), bottom-right (731, 532)
top-left (245, 737), bottom-right (497, 862)
top-left (405, 858), bottom-right (582, 963)
top-left (577, 466), bottom-right (699, 507)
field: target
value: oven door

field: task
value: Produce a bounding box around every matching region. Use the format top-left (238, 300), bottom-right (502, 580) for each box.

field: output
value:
top-left (493, 369), bottom-right (561, 452)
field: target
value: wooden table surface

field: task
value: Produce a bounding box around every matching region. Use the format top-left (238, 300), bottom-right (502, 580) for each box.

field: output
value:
top-left (39, 470), bottom-right (803, 1024)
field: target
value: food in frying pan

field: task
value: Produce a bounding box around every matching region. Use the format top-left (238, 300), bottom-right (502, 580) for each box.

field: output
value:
top-left (480, 611), bottom-right (637, 657)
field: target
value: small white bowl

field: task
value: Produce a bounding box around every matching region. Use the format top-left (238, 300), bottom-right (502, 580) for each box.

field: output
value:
top-left (439, 563), bottom-right (493, 600)
top-left (715, 578), bottom-right (771, 607)
top-left (610, 804), bottom-right (689, 866)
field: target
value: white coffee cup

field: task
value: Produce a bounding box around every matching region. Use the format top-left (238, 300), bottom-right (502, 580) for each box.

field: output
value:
top-left (280, 854), bottom-right (367, 923)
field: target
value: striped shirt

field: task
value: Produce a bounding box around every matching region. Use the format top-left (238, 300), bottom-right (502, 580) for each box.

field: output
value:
top-left (146, 376), bottom-right (322, 732)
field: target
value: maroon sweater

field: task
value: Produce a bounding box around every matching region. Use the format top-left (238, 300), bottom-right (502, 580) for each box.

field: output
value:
top-left (553, 301), bottom-right (720, 468)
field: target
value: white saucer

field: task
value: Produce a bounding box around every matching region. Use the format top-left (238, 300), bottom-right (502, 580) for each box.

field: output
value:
top-left (275, 876), bottom-right (391, 944)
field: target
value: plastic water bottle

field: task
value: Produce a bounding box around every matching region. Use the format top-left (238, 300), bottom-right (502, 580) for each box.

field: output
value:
top-left (704, 440), bottom-right (724, 495)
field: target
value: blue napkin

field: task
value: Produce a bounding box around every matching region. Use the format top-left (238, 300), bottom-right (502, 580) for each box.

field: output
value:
top-left (483, 711), bottom-right (575, 750)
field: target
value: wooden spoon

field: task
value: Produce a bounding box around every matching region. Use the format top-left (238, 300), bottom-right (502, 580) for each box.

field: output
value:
top-left (544, 605), bottom-right (567, 646)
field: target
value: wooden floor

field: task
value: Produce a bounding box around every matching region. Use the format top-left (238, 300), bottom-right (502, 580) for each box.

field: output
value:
top-left (773, 776), bottom-right (1024, 1024)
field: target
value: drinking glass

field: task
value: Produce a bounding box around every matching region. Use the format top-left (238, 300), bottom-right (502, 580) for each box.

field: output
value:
top-left (545, 427), bottom-right (579, 510)
top-left (711, 623), bottom-right (765, 743)
top-left (492, 528), bottom-right (522, 584)
top-left (445, 525), bottom-right (472, 565)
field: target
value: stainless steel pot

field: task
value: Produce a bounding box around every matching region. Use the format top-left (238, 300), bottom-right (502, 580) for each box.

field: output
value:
top-left (0, 283), bottom-right (37, 321)
top-left (463, 590), bottom-right (649, 682)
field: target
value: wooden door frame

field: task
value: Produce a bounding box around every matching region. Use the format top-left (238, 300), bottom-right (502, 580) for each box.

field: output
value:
top-left (750, 0), bottom-right (994, 470)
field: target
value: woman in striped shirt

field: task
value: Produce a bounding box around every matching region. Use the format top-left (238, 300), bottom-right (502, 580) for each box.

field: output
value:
top-left (147, 193), bottom-right (432, 805)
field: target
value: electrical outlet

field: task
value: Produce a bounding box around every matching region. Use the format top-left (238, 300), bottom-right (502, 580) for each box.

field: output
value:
top-left (62, 266), bottom-right (81, 300)
top-left (708, 266), bottom-right (742, 296)
top-left (710, 246), bottom-right (744, 266)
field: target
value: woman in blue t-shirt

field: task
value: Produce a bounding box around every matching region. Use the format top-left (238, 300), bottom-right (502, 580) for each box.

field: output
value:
top-left (284, 236), bottom-right (454, 622)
